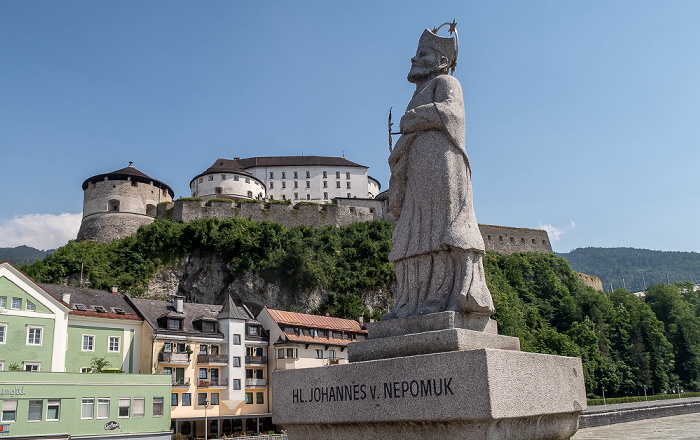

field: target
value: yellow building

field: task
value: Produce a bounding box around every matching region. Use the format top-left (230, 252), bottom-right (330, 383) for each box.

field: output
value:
top-left (128, 295), bottom-right (271, 437)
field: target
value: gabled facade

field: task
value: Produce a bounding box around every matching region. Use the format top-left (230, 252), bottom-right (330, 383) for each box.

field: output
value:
top-left (0, 262), bottom-right (70, 373)
top-left (129, 295), bottom-right (272, 438)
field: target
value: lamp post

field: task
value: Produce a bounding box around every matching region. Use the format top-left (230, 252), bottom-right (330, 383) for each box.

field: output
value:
top-left (643, 385), bottom-right (648, 402)
top-left (601, 386), bottom-right (606, 406)
top-left (204, 399), bottom-right (209, 440)
top-left (677, 383), bottom-right (681, 399)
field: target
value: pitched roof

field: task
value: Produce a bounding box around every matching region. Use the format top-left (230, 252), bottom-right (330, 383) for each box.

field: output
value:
top-left (40, 284), bottom-right (142, 321)
top-left (280, 333), bottom-right (355, 347)
top-left (82, 163), bottom-right (174, 197)
top-left (217, 295), bottom-right (248, 320)
top-left (264, 308), bottom-right (366, 333)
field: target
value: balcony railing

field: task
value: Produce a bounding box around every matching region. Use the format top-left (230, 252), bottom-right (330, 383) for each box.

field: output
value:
top-left (197, 354), bottom-right (228, 364)
top-left (198, 377), bottom-right (228, 388)
top-left (246, 355), bottom-right (267, 365)
top-left (245, 378), bottom-right (267, 388)
top-left (172, 378), bottom-right (191, 387)
top-left (158, 352), bottom-right (190, 364)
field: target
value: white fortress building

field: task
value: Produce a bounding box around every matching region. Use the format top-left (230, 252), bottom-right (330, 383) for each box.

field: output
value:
top-left (190, 156), bottom-right (381, 203)
top-left (77, 162), bottom-right (174, 243)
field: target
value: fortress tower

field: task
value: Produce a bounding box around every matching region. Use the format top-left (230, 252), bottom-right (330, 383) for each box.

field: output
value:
top-left (77, 162), bottom-right (174, 243)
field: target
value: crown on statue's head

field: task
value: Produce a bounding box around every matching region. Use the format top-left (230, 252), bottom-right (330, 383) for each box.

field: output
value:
top-left (419, 20), bottom-right (459, 74)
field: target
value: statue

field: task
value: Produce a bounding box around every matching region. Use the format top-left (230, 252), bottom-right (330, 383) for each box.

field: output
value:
top-left (383, 23), bottom-right (495, 320)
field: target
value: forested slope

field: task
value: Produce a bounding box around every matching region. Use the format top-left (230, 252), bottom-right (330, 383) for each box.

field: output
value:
top-left (21, 219), bottom-right (700, 397)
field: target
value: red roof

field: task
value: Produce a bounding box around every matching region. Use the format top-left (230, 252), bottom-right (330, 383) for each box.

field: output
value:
top-left (69, 310), bottom-right (142, 321)
top-left (282, 333), bottom-right (355, 347)
top-left (265, 308), bottom-right (366, 333)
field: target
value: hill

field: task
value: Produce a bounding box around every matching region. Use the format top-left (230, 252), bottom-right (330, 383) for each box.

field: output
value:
top-left (20, 218), bottom-right (700, 396)
top-left (557, 247), bottom-right (700, 292)
top-left (0, 245), bottom-right (55, 267)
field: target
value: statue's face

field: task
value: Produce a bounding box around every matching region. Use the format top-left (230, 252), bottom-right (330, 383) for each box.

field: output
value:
top-left (408, 46), bottom-right (441, 83)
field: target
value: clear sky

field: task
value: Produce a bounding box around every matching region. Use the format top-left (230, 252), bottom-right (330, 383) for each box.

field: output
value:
top-left (2, 1), bottom-right (700, 253)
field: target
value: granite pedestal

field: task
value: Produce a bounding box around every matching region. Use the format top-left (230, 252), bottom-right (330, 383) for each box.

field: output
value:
top-left (272, 312), bottom-right (587, 440)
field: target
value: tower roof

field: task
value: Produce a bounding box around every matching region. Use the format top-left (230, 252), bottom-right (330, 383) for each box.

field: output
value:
top-left (217, 294), bottom-right (247, 320)
top-left (82, 162), bottom-right (174, 198)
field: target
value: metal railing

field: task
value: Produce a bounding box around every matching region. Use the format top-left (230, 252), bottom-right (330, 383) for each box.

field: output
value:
top-left (172, 378), bottom-right (191, 387)
top-left (197, 354), bottom-right (228, 364)
top-left (158, 352), bottom-right (190, 363)
top-left (245, 355), bottom-right (267, 365)
top-left (198, 377), bottom-right (229, 388)
top-left (245, 377), bottom-right (267, 387)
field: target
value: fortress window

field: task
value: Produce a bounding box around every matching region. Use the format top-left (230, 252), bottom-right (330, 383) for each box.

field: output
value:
top-left (306, 194), bottom-right (311, 200)
top-left (521, 238), bottom-right (525, 243)
top-left (282, 172), bottom-right (286, 179)
top-left (234, 175), bottom-right (239, 181)
top-left (270, 172), bottom-right (274, 179)
top-left (221, 174), bottom-right (226, 180)
top-left (306, 181), bottom-right (310, 188)
top-left (199, 178), bottom-right (203, 183)
top-left (269, 182), bottom-right (274, 189)
top-left (499, 236), bottom-right (503, 241)
top-left (247, 191), bottom-right (253, 198)
top-left (146, 204), bottom-right (156, 217)
top-left (346, 172), bottom-right (350, 179)
top-left (346, 182), bottom-right (351, 189)
top-left (245, 178), bottom-right (250, 183)
top-left (336, 181), bottom-right (341, 189)
top-left (294, 171), bottom-right (298, 179)
top-left (294, 193), bottom-right (298, 200)
top-left (510, 237), bottom-right (514, 243)
top-left (131, 181), bottom-right (138, 187)
top-left (336, 172), bottom-right (340, 179)
top-left (532, 239), bottom-right (536, 244)
top-left (282, 182), bottom-right (286, 189)
top-left (109, 199), bottom-right (120, 212)
top-left (270, 195), bottom-right (274, 200)
top-left (294, 181), bottom-right (298, 188)
top-left (191, 191), bottom-right (195, 197)
top-left (324, 192), bottom-right (328, 200)
top-left (347, 193), bottom-right (351, 198)
top-left (487, 235), bottom-right (492, 240)
top-left (306, 171), bottom-right (310, 178)
top-left (282, 194), bottom-right (286, 200)
top-left (208, 175), bottom-right (214, 181)
top-left (323, 171), bottom-right (327, 178)
top-left (543, 240), bottom-right (547, 245)
top-left (323, 181), bottom-right (327, 188)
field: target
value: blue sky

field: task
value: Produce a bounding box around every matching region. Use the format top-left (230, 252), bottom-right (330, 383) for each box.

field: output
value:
top-left (2, 1), bottom-right (700, 252)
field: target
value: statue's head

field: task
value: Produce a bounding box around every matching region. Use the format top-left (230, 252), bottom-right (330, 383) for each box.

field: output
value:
top-left (408, 28), bottom-right (457, 84)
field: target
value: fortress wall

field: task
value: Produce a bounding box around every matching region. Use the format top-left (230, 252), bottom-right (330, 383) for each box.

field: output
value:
top-left (83, 179), bottom-right (172, 217)
top-left (479, 224), bottom-right (553, 254)
top-left (77, 212), bottom-right (155, 243)
top-left (577, 272), bottom-right (604, 292)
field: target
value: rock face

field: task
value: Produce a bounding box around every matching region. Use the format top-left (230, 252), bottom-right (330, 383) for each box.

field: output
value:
top-left (145, 249), bottom-right (390, 315)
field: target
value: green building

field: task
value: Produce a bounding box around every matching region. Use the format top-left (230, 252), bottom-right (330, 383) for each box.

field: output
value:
top-left (0, 372), bottom-right (171, 439)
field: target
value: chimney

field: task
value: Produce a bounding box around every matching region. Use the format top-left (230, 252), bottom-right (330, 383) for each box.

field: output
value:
top-left (110, 286), bottom-right (118, 294)
top-left (128, 161), bottom-right (134, 167)
top-left (174, 296), bottom-right (184, 313)
top-left (358, 316), bottom-right (364, 326)
top-left (62, 292), bottom-right (71, 305)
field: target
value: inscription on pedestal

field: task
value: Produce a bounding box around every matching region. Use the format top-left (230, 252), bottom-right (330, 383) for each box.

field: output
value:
top-left (291, 377), bottom-right (455, 404)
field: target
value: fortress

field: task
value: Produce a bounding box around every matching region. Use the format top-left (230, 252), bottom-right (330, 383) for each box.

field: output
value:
top-left (77, 158), bottom-right (553, 255)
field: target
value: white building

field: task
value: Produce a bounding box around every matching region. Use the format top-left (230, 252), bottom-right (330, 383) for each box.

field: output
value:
top-left (190, 156), bottom-right (381, 203)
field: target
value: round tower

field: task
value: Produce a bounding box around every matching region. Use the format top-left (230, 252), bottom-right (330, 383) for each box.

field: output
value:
top-left (77, 162), bottom-right (174, 243)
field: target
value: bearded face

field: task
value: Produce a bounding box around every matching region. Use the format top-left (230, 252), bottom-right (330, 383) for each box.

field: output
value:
top-left (407, 46), bottom-right (444, 84)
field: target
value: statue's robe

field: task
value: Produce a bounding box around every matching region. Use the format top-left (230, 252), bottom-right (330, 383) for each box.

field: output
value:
top-left (386, 74), bottom-right (494, 318)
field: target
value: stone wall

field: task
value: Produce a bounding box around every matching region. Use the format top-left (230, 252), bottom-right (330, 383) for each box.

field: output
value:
top-left (479, 224), bottom-right (553, 254)
top-left (577, 272), bottom-right (604, 292)
top-left (77, 212), bottom-right (155, 243)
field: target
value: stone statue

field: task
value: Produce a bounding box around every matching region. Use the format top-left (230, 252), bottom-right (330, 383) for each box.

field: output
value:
top-left (383, 25), bottom-right (495, 319)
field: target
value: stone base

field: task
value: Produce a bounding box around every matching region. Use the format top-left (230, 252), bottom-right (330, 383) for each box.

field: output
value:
top-left (273, 348), bottom-right (587, 440)
top-left (366, 311), bottom-right (498, 338)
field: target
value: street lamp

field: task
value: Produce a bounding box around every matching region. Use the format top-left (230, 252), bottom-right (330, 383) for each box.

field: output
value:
top-left (204, 399), bottom-right (209, 440)
top-left (677, 383), bottom-right (681, 399)
top-left (601, 386), bottom-right (606, 406)
top-left (643, 385), bottom-right (648, 402)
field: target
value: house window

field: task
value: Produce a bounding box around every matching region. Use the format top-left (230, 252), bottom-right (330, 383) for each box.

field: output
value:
top-left (245, 392), bottom-right (253, 404)
top-left (294, 171), bottom-right (298, 178)
top-left (182, 393), bottom-right (192, 406)
top-left (233, 379), bottom-right (241, 390)
top-left (294, 193), bottom-right (298, 200)
top-left (133, 398), bottom-right (145, 418)
top-left (82, 335), bottom-right (95, 351)
top-left (26, 300), bottom-right (36, 311)
top-left (286, 348), bottom-right (295, 358)
top-left (336, 181), bottom-right (341, 188)
top-left (153, 397), bottom-right (164, 417)
top-left (346, 182), bottom-right (351, 189)
top-left (11, 298), bottom-right (21, 310)
top-left (162, 342), bottom-right (172, 353)
top-left (2, 400), bottom-right (17, 422)
top-left (323, 181), bottom-right (328, 188)
top-left (282, 182), bottom-right (286, 189)
top-left (80, 367), bottom-right (91, 373)
top-left (269, 182), bottom-right (274, 189)
top-left (336, 171), bottom-right (340, 178)
top-left (199, 344), bottom-right (208, 355)
top-left (47, 400), bottom-right (60, 421)
top-left (233, 357), bottom-right (241, 367)
top-left (171, 393), bottom-right (178, 407)
top-left (277, 348), bottom-right (285, 359)
top-left (118, 398), bottom-right (130, 418)
top-left (198, 393), bottom-right (208, 406)
top-left (306, 181), bottom-right (310, 188)
top-left (0, 297), bottom-right (5, 308)
top-left (324, 192), bottom-right (328, 200)
top-left (306, 171), bottom-right (310, 178)
top-left (306, 194), bottom-right (311, 200)
top-left (282, 172), bottom-right (286, 179)
top-left (97, 398), bottom-right (110, 419)
top-left (199, 368), bottom-right (208, 379)
top-left (27, 327), bottom-right (42, 346)
top-left (82, 398), bottom-right (95, 419)
top-left (109, 337), bottom-right (120, 353)
top-left (256, 392), bottom-right (264, 404)
top-left (316, 349), bottom-right (324, 359)
top-left (294, 181), bottom-right (298, 188)
top-left (233, 334), bottom-right (241, 345)
top-left (210, 393), bottom-right (220, 406)
top-left (269, 172), bottom-right (274, 179)
top-left (24, 363), bottom-right (40, 372)
top-left (249, 326), bottom-right (259, 336)
top-left (0, 324), bottom-right (6, 344)
top-left (28, 400), bottom-right (43, 421)
top-left (329, 349), bottom-right (336, 358)
top-left (323, 171), bottom-right (327, 178)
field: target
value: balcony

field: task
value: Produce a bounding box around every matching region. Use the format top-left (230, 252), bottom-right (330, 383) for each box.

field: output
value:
top-left (198, 378), bottom-right (228, 388)
top-left (246, 355), bottom-right (267, 365)
top-left (197, 354), bottom-right (228, 365)
top-left (245, 378), bottom-right (267, 388)
top-left (158, 352), bottom-right (190, 364)
top-left (172, 378), bottom-right (191, 388)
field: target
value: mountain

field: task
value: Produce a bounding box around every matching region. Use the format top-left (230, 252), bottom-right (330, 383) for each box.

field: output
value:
top-left (557, 247), bottom-right (700, 292)
top-left (0, 245), bottom-right (55, 267)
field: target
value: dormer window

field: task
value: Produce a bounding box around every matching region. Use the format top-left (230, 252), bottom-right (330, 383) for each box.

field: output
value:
top-left (248, 326), bottom-right (259, 336)
top-left (168, 319), bottom-right (182, 330)
top-left (75, 304), bottom-right (87, 311)
top-left (94, 306), bottom-right (106, 313)
top-left (113, 308), bottom-right (125, 315)
top-left (202, 321), bottom-right (216, 333)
